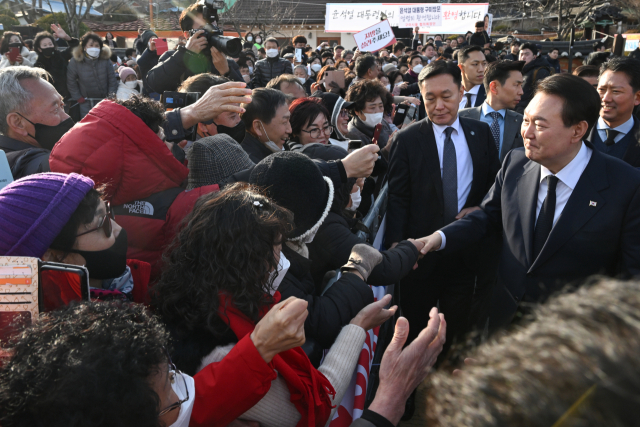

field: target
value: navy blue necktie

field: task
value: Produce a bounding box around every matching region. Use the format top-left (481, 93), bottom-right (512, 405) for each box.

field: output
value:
top-left (442, 127), bottom-right (458, 224)
top-left (489, 111), bottom-right (501, 151)
top-left (532, 175), bottom-right (559, 260)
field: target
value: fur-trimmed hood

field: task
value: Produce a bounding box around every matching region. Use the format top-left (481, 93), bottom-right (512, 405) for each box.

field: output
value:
top-left (72, 44), bottom-right (112, 62)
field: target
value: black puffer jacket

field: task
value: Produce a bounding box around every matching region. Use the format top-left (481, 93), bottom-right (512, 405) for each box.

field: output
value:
top-left (308, 212), bottom-right (419, 288)
top-left (252, 56), bottom-right (293, 88)
top-left (515, 56), bottom-right (552, 114)
top-left (278, 244), bottom-right (373, 349)
top-left (34, 38), bottom-right (79, 99)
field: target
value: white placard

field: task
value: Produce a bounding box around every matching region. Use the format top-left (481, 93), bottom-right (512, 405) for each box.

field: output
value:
top-left (398, 4), bottom-right (442, 30)
top-left (353, 19), bottom-right (397, 53)
top-left (325, 3), bottom-right (490, 35)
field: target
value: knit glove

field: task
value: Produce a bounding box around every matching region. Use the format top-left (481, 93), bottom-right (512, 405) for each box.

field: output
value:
top-left (341, 243), bottom-right (383, 282)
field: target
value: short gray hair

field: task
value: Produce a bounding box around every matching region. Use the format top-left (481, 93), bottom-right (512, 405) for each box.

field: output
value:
top-left (293, 65), bottom-right (307, 75)
top-left (0, 66), bottom-right (51, 135)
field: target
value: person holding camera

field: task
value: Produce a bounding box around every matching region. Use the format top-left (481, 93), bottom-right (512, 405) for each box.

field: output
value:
top-left (145, 2), bottom-right (243, 94)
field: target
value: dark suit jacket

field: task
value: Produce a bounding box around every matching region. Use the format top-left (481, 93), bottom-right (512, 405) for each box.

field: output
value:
top-left (584, 116), bottom-right (640, 168)
top-left (385, 117), bottom-right (501, 272)
top-left (473, 84), bottom-right (486, 107)
top-left (458, 105), bottom-right (524, 161)
top-left (441, 145), bottom-right (640, 327)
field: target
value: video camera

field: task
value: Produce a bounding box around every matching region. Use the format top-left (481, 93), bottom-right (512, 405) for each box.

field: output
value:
top-left (189, 0), bottom-right (243, 58)
top-left (162, 91), bottom-right (200, 109)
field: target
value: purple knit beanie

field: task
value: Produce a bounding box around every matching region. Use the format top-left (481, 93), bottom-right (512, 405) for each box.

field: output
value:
top-left (0, 173), bottom-right (95, 258)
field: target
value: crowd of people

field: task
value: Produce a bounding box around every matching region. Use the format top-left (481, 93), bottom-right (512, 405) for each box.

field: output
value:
top-left (1, 2), bottom-right (640, 425)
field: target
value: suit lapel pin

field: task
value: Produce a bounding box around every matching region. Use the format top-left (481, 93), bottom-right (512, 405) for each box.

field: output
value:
top-left (470, 131), bottom-right (475, 135)
top-left (589, 201), bottom-right (597, 207)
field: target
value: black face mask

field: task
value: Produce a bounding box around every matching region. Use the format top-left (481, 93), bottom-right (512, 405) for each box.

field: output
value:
top-left (70, 229), bottom-right (128, 280)
top-left (40, 47), bottom-right (56, 57)
top-left (213, 119), bottom-right (246, 144)
top-left (17, 113), bottom-right (75, 150)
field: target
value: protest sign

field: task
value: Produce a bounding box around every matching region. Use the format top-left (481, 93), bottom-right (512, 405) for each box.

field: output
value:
top-left (325, 3), bottom-right (489, 35)
top-left (353, 19), bottom-right (397, 53)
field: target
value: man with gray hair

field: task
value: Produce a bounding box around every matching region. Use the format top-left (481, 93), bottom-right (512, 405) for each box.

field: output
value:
top-left (0, 66), bottom-right (74, 178)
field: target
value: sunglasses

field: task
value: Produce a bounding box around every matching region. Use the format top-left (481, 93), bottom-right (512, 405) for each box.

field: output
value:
top-left (76, 201), bottom-right (115, 238)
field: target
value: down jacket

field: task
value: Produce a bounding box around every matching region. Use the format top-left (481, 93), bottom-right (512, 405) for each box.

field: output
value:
top-left (0, 46), bottom-right (37, 69)
top-left (49, 100), bottom-right (219, 280)
top-left (252, 56), bottom-right (294, 88)
top-left (66, 45), bottom-right (118, 116)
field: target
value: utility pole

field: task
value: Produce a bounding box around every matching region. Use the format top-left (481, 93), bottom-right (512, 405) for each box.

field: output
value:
top-left (557, 0), bottom-right (562, 38)
top-left (149, 0), bottom-right (154, 30)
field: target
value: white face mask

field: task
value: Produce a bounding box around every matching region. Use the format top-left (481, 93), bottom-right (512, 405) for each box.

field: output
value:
top-left (256, 39), bottom-right (262, 44)
top-left (248, 66), bottom-right (254, 74)
top-left (266, 48), bottom-right (279, 58)
top-left (298, 77), bottom-right (307, 84)
top-left (168, 372), bottom-right (195, 427)
top-left (267, 251), bottom-right (290, 295)
top-left (247, 36), bottom-right (253, 42)
top-left (259, 121), bottom-right (283, 152)
top-left (347, 188), bottom-right (362, 211)
top-left (363, 112), bottom-right (383, 127)
top-left (86, 47), bottom-right (101, 58)
top-left (243, 74), bottom-right (251, 83)
top-left (311, 63), bottom-right (322, 72)
top-left (124, 80), bottom-right (138, 88)
top-left (413, 64), bottom-right (424, 74)
top-left (385, 84), bottom-right (391, 91)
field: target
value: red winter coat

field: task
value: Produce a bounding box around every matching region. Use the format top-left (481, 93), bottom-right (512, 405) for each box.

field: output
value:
top-left (49, 100), bottom-right (219, 281)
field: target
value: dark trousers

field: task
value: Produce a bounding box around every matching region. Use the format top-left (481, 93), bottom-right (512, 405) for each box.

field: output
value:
top-left (399, 253), bottom-right (475, 359)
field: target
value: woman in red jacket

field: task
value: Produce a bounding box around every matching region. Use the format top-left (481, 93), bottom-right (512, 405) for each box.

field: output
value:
top-left (0, 172), bottom-right (149, 305)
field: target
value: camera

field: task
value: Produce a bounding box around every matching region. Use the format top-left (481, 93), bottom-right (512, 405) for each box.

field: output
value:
top-left (162, 91), bottom-right (200, 109)
top-left (189, 0), bottom-right (243, 58)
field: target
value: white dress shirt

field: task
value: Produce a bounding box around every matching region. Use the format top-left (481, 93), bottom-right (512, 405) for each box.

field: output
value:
top-left (458, 84), bottom-right (481, 111)
top-left (432, 117), bottom-right (474, 213)
top-left (536, 142), bottom-right (592, 226)
top-left (438, 141), bottom-right (592, 250)
top-left (596, 115), bottom-right (634, 144)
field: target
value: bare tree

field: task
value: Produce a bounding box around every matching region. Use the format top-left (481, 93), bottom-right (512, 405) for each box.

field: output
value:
top-left (219, 0), bottom-right (304, 44)
top-left (44, 0), bottom-right (97, 37)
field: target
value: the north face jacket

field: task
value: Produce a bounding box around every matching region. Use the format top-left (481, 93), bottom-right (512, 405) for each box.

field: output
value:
top-left (49, 100), bottom-right (219, 280)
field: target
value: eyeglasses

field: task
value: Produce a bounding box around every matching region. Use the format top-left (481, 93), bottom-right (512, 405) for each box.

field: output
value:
top-left (338, 109), bottom-right (350, 118)
top-left (76, 201), bottom-right (115, 238)
top-left (301, 124), bottom-right (333, 139)
top-left (158, 352), bottom-right (190, 417)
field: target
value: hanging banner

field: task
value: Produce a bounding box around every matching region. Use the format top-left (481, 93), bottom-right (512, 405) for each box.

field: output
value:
top-left (353, 19), bottom-right (397, 53)
top-left (325, 3), bottom-right (489, 35)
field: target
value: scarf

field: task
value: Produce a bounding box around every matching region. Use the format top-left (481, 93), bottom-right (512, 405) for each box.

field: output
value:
top-left (218, 292), bottom-right (335, 427)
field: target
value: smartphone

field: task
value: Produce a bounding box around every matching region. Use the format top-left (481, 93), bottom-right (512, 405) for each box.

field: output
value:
top-left (295, 48), bottom-right (302, 63)
top-left (325, 70), bottom-right (345, 90)
top-left (8, 47), bottom-right (19, 63)
top-left (403, 104), bottom-right (417, 126)
top-left (393, 104), bottom-right (409, 127)
top-left (348, 140), bottom-right (362, 152)
top-left (0, 151), bottom-right (13, 191)
top-left (372, 123), bottom-right (383, 145)
top-left (155, 38), bottom-right (168, 55)
top-left (39, 261), bottom-right (90, 313)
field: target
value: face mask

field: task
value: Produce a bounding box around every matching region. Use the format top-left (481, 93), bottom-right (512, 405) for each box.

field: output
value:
top-left (18, 114), bottom-right (75, 151)
top-left (256, 39), bottom-right (262, 44)
top-left (298, 77), bottom-right (307, 85)
top-left (69, 229), bottom-right (128, 280)
top-left (40, 47), bottom-right (56, 57)
top-left (347, 188), bottom-right (362, 211)
top-left (413, 64), bottom-right (424, 74)
top-left (311, 63), bottom-right (322, 72)
top-left (362, 112), bottom-right (383, 128)
top-left (243, 74), bottom-right (251, 83)
top-left (267, 251), bottom-right (290, 295)
top-left (213, 119), bottom-right (246, 144)
top-left (86, 47), bottom-right (101, 58)
top-left (248, 66), bottom-right (254, 74)
top-left (247, 36), bottom-right (253, 42)
top-left (124, 80), bottom-right (138, 89)
top-left (266, 49), bottom-right (279, 58)
top-left (168, 372), bottom-right (195, 427)
top-left (385, 84), bottom-right (391, 91)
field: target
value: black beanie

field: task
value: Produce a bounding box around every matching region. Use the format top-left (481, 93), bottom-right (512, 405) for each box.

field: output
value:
top-left (250, 151), bottom-right (334, 240)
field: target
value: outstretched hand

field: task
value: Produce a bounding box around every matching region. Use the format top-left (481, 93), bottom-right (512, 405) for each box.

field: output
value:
top-left (180, 81), bottom-right (252, 129)
top-left (50, 23), bottom-right (70, 41)
top-left (350, 294), bottom-right (397, 331)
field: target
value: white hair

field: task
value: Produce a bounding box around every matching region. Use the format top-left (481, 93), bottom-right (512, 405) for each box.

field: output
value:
top-left (294, 64), bottom-right (307, 75)
top-left (0, 66), bottom-right (51, 135)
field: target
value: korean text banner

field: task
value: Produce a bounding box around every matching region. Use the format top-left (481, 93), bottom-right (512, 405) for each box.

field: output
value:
top-left (325, 3), bottom-right (489, 35)
top-left (353, 19), bottom-right (397, 53)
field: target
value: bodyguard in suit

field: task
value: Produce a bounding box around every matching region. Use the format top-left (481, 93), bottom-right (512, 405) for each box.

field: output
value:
top-left (585, 57), bottom-right (640, 167)
top-left (386, 61), bottom-right (501, 347)
top-left (459, 60), bottom-right (525, 161)
top-left (458, 45), bottom-right (487, 110)
top-left (416, 75), bottom-right (640, 329)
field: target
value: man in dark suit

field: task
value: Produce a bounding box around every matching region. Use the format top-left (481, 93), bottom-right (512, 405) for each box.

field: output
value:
top-left (458, 45), bottom-right (487, 110)
top-left (417, 75), bottom-right (640, 329)
top-left (585, 56), bottom-right (640, 167)
top-left (386, 61), bottom-right (501, 349)
top-left (459, 60), bottom-right (525, 161)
